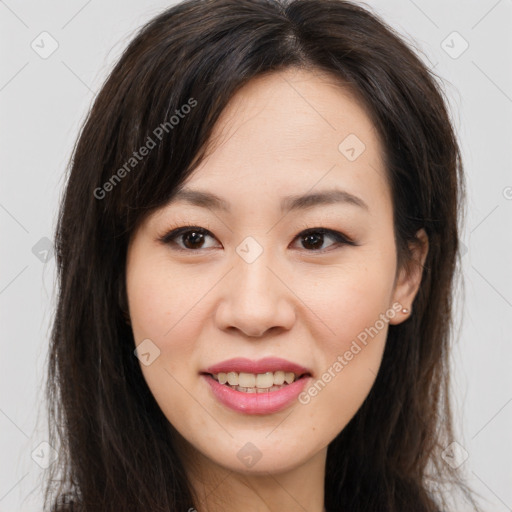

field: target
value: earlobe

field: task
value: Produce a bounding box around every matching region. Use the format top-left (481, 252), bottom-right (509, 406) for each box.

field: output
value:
top-left (389, 228), bottom-right (429, 325)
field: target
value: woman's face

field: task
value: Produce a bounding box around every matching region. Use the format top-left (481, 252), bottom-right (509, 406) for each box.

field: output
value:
top-left (126, 68), bottom-right (425, 477)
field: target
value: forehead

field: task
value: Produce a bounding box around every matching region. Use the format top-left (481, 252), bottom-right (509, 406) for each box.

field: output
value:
top-left (174, 67), bottom-right (389, 214)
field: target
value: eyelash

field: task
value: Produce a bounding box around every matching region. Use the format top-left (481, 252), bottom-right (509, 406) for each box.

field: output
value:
top-left (157, 224), bottom-right (357, 253)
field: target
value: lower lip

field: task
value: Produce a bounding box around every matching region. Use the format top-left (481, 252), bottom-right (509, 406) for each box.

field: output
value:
top-left (201, 374), bottom-right (311, 415)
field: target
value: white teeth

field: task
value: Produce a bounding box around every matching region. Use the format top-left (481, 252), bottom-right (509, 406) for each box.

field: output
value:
top-left (226, 372), bottom-right (238, 386)
top-left (238, 372), bottom-right (256, 388)
top-left (213, 370), bottom-right (302, 388)
top-left (273, 370), bottom-right (285, 385)
top-left (234, 384), bottom-right (290, 393)
top-left (284, 372), bottom-right (295, 384)
top-left (256, 372), bottom-right (274, 388)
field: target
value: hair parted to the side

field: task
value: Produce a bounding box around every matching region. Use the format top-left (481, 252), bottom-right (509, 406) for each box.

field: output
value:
top-left (45, 0), bottom-right (480, 511)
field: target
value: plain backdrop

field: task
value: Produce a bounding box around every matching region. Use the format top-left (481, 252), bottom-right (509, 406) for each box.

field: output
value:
top-left (1, 0), bottom-right (511, 510)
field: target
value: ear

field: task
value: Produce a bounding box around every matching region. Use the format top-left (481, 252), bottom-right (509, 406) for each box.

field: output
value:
top-left (388, 228), bottom-right (429, 325)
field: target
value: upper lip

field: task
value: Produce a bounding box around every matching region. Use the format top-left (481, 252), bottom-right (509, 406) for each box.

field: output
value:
top-left (202, 357), bottom-right (312, 376)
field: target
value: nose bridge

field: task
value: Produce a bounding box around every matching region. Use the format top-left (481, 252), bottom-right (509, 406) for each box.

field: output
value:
top-left (215, 238), bottom-right (295, 336)
top-left (233, 240), bottom-right (280, 310)
top-left (237, 248), bottom-right (274, 297)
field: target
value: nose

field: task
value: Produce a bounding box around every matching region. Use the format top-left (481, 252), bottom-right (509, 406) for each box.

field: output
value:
top-left (214, 249), bottom-right (296, 338)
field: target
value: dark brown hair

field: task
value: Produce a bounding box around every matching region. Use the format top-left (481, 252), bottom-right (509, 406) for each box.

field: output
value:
top-left (45, 0), bottom-right (480, 510)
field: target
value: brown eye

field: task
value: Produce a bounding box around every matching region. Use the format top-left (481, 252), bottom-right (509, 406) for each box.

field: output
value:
top-left (293, 228), bottom-right (355, 252)
top-left (159, 226), bottom-right (355, 253)
top-left (181, 230), bottom-right (207, 249)
top-left (301, 232), bottom-right (325, 250)
top-left (160, 227), bottom-right (220, 251)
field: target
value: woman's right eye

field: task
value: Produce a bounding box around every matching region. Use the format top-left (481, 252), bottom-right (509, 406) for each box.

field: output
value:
top-left (160, 226), bottom-right (221, 251)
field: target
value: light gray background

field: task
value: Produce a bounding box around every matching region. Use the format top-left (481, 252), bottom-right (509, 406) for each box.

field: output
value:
top-left (1, 1), bottom-right (511, 511)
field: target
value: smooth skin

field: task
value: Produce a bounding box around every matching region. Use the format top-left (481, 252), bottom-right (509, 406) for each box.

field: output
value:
top-left (125, 67), bottom-right (428, 512)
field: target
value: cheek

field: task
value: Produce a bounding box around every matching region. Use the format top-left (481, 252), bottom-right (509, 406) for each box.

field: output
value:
top-left (126, 250), bottom-right (213, 346)
top-left (125, 249), bottom-right (208, 410)
top-left (297, 245), bottom-right (397, 353)
top-left (126, 256), bottom-right (205, 426)
top-left (294, 248), bottom-right (396, 427)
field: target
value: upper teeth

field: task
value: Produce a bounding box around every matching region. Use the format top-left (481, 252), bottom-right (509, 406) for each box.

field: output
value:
top-left (213, 371), bottom-right (299, 388)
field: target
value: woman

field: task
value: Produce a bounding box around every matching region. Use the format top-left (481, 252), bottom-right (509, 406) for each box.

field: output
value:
top-left (45, 0), bottom-right (480, 510)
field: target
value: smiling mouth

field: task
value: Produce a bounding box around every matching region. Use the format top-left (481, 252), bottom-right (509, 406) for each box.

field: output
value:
top-left (202, 371), bottom-right (310, 393)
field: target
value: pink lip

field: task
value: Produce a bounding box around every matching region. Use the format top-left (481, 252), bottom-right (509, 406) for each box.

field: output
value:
top-left (202, 357), bottom-right (312, 376)
top-left (200, 357), bottom-right (312, 415)
top-left (202, 374), bottom-right (311, 415)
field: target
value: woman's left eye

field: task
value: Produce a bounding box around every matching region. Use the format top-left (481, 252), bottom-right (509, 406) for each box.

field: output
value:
top-left (291, 228), bottom-right (355, 251)
top-left (158, 226), bottom-right (355, 252)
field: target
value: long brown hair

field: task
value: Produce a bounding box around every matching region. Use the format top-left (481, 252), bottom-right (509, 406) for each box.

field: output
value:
top-left (45, 0), bottom-right (479, 510)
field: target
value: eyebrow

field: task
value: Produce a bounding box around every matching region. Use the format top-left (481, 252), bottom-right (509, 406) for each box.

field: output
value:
top-left (167, 187), bottom-right (369, 213)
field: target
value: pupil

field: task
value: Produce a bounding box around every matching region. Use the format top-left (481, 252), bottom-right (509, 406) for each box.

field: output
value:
top-left (183, 231), bottom-right (204, 249)
top-left (303, 233), bottom-right (323, 250)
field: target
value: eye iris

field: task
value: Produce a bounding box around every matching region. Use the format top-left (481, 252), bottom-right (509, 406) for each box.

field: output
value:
top-left (302, 232), bottom-right (324, 250)
top-left (183, 231), bottom-right (205, 249)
